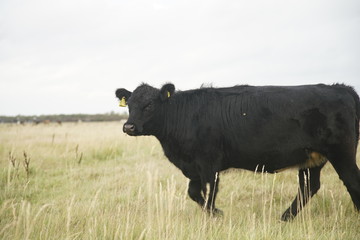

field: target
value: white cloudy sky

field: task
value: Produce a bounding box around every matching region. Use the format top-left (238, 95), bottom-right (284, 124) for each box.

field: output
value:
top-left (0, 0), bottom-right (359, 115)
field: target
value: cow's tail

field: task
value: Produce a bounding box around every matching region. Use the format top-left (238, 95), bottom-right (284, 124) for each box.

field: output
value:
top-left (338, 84), bottom-right (360, 149)
top-left (353, 88), bottom-right (360, 149)
top-left (350, 87), bottom-right (360, 149)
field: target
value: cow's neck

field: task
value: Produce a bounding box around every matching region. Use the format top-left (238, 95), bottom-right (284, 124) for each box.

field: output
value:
top-left (152, 99), bottom-right (194, 144)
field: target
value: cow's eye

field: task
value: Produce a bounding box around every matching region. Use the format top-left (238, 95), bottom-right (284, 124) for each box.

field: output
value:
top-left (144, 102), bottom-right (153, 111)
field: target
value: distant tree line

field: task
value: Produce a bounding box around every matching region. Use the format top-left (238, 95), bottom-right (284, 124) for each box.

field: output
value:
top-left (0, 112), bottom-right (128, 124)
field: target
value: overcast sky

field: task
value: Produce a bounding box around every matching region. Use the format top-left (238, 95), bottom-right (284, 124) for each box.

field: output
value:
top-left (0, 0), bottom-right (359, 116)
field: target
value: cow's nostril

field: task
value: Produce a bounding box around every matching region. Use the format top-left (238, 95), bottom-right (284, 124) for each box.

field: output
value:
top-left (123, 123), bottom-right (135, 133)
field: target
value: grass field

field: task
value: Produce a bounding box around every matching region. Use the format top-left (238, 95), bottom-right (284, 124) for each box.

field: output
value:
top-left (1, 122), bottom-right (359, 239)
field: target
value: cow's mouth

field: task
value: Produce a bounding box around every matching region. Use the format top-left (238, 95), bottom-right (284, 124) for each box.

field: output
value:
top-left (125, 131), bottom-right (137, 136)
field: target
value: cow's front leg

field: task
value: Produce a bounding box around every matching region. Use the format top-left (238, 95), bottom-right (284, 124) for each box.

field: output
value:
top-left (188, 179), bottom-right (205, 207)
top-left (205, 172), bottom-right (223, 216)
top-left (197, 172), bottom-right (223, 215)
top-left (188, 177), bottom-right (223, 216)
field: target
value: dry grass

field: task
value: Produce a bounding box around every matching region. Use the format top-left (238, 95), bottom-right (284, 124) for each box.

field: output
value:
top-left (0, 122), bottom-right (359, 239)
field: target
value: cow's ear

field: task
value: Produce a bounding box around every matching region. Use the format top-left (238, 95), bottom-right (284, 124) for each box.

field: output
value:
top-left (115, 88), bottom-right (132, 107)
top-left (160, 83), bottom-right (175, 101)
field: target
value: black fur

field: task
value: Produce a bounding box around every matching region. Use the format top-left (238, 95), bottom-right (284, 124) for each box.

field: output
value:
top-left (115, 83), bottom-right (360, 220)
top-left (115, 88), bottom-right (132, 101)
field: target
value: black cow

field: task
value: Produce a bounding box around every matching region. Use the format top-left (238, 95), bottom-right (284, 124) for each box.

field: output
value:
top-left (115, 83), bottom-right (360, 221)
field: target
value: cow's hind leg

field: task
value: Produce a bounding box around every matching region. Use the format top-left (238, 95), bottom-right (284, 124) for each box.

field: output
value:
top-left (328, 151), bottom-right (360, 211)
top-left (281, 164), bottom-right (324, 221)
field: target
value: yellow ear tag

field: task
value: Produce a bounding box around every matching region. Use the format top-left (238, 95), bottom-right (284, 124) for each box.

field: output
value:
top-left (119, 97), bottom-right (127, 107)
top-left (167, 91), bottom-right (171, 98)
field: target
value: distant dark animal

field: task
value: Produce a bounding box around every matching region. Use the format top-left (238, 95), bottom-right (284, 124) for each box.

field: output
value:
top-left (115, 83), bottom-right (360, 221)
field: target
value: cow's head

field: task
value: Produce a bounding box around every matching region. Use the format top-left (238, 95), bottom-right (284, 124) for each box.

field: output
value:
top-left (115, 83), bottom-right (175, 136)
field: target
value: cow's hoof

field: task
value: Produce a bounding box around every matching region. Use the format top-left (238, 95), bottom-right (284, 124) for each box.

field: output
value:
top-left (280, 211), bottom-right (295, 222)
top-left (209, 208), bottom-right (224, 217)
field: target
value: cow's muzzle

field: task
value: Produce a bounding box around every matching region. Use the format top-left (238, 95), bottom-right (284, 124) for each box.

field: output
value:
top-left (123, 123), bottom-right (136, 135)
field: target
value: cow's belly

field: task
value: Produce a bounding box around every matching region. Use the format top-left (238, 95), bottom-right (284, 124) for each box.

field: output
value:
top-left (227, 148), bottom-right (327, 173)
top-left (274, 151), bottom-right (327, 172)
